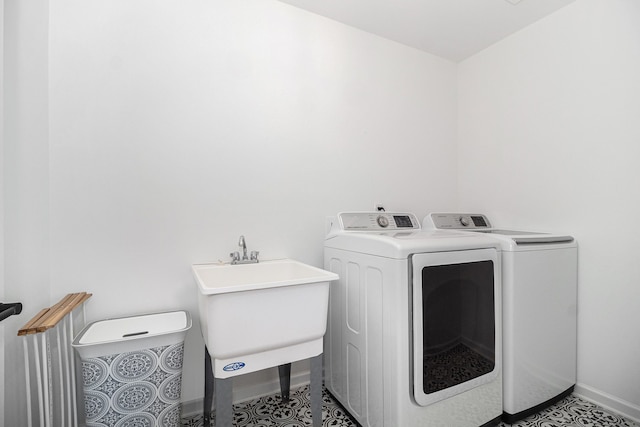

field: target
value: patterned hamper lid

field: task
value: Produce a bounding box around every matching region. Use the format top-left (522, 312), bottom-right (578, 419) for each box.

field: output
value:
top-left (72, 310), bottom-right (192, 359)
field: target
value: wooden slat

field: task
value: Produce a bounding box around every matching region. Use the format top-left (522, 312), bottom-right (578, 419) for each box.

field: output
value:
top-left (17, 309), bottom-right (51, 336)
top-left (36, 293), bottom-right (88, 333)
top-left (77, 292), bottom-right (92, 306)
top-left (17, 292), bottom-right (92, 336)
top-left (24, 294), bottom-right (75, 335)
top-left (34, 293), bottom-right (79, 333)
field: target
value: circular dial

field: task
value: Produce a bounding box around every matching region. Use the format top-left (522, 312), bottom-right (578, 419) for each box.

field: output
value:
top-left (377, 215), bottom-right (390, 228)
top-left (458, 216), bottom-right (470, 226)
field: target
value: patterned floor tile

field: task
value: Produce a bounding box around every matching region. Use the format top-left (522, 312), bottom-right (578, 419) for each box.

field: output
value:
top-left (182, 386), bottom-right (639, 427)
top-left (498, 394), bottom-right (640, 427)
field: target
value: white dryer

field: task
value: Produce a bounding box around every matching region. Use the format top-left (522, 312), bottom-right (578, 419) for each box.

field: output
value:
top-left (424, 213), bottom-right (578, 423)
top-left (324, 212), bottom-right (503, 427)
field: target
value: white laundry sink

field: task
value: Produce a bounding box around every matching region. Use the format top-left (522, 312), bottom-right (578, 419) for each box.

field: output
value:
top-left (193, 258), bottom-right (338, 378)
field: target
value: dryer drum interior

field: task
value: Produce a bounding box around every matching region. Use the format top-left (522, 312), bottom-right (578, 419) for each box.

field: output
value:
top-left (421, 261), bottom-right (495, 393)
top-left (412, 250), bottom-right (500, 407)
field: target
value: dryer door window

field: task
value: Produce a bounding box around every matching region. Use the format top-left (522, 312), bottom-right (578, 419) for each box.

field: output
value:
top-left (411, 249), bottom-right (500, 407)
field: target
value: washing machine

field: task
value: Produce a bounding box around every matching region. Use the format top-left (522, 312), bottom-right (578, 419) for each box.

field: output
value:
top-left (424, 213), bottom-right (578, 423)
top-left (323, 212), bottom-right (503, 427)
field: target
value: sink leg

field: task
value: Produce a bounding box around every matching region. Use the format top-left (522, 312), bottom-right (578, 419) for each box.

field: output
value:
top-left (204, 346), bottom-right (214, 426)
top-left (278, 363), bottom-right (292, 403)
top-left (310, 354), bottom-right (323, 427)
top-left (214, 377), bottom-right (233, 427)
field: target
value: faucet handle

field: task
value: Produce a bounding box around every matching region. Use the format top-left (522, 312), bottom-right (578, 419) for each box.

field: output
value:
top-left (230, 251), bottom-right (240, 264)
top-left (250, 251), bottom-right (260, 262)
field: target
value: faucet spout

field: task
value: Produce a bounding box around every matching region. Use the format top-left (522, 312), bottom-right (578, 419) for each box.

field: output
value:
top-left (239, 235), bottom-right (248, 260)
top-left (230, 235), bottom-right (258, 264)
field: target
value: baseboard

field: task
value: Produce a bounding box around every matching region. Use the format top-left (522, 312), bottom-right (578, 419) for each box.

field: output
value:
top-left (574, 383), bottom-right (640, 423)
top-left (181, 369), bottom-right (312, 418)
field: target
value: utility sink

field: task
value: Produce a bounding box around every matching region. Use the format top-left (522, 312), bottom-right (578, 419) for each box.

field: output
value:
top-left (193, 258), bottom-right (339, 378)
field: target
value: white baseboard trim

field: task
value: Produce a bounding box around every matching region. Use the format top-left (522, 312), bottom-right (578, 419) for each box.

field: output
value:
top-left (181, 369), bottom-right (312, 418)
top-left (574, 383), bottom-right (640, 423)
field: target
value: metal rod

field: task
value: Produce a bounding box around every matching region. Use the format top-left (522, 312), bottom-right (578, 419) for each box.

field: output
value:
top-left (55, 325), bottom-right (65, 426)
top-left (203, 346), bottom-right (214, 426)
top-left (34, 335), bottom-right (45, 427)
top-left (42, 333), bottom-right (51, 427)
top-left (69, 311), bottom-right (79, 427)
top-left (310, 354), bottom-right (323, 427)
top-left (62, 318), bottom-right (71, 426)
top-left (278, 363), bottom-right (292, 403)
top-left (214, 377), bottom-right (233, 427)
top-left (24, 338), bottom-right (33, 427)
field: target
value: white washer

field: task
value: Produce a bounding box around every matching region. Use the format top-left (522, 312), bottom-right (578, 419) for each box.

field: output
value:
top-left (424, 213), bottom-right (578, 423)
top-left (324, 212), bottom-right (503, 427)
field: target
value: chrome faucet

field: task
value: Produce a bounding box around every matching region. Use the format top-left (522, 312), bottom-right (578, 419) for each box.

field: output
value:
top-left (239, 235), bottom-right (248, 260)
top-left (230, 235), bottom-right (259, 264)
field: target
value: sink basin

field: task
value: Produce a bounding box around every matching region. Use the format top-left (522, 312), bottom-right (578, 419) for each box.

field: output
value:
top-left (193, 258), bottom-right (339, 378)
top-left (194, 258), bottom-right (339, 294)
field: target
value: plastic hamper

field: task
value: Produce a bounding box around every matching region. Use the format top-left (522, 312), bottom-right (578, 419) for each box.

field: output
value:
top-left (72, 311), bottom-right (192, 427)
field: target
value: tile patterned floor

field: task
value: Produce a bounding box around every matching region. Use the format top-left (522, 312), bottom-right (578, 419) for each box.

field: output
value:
top-left (181, 385), bottom-right (640, 427)
top-left (499, 394), bottom-right (640, 427)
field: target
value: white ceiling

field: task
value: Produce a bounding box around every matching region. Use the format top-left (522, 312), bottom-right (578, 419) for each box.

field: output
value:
top-left (278, 0), bottom-right (576, 62)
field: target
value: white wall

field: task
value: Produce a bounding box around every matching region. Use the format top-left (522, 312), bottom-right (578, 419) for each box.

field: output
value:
top-left (20, 0), bottom-right (456, 417)
top-left (458, 0), bottom-right (640, 419)
top-left (3, 0), bottom-right (51, 425)
top-left (0, 0), bottom-right (5, 421)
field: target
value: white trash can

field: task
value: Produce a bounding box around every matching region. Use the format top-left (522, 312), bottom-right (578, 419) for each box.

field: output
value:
top-left (72, 310), bottom-right (192, 427)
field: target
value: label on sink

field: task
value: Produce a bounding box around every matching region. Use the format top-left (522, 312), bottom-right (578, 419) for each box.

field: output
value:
top-left (223, 361), bottom-right (246, 372)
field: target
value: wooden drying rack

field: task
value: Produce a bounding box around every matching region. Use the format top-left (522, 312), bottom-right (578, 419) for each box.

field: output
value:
top-left (18, 292), bottom-right (92, 336)
top-left (18, 292), bottom-right (92, 427)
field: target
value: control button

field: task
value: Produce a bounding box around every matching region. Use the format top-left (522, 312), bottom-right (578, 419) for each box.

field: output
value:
top-left (377, 215), bottom-right (389, 228)
top-left (459, 216), bottom-right (470, 226)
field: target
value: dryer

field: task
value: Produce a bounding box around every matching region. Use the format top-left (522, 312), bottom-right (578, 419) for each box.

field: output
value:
top-left (424, 213), bottom-right (578, 423)
top-left (324, 212), bottom-right (502, 427)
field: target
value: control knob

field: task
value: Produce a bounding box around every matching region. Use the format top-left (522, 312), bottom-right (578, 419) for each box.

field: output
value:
top-left (458, 216), bottom-right (470, 227)
top-left (377, 215), bottom-right (389, 228)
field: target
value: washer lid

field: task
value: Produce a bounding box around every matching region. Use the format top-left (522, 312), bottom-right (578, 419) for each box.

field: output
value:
top-left (477, 230), bottom-right (574, 245)
top-left (423, 213), bottom-right (575, 248)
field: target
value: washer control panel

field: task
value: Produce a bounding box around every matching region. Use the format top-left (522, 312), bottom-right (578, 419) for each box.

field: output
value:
top-left (339, 212), bottom-right (420, 231)
top-left (426, 213), bottom-right (492, 230)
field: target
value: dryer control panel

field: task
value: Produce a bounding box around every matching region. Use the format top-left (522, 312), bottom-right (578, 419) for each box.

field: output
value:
top-left (426, 213), bottom-right (492, 230)
top-left (339, 212), bottom-right (420, 231)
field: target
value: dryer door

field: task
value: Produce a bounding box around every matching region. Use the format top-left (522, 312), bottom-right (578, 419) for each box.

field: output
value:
top-left (411, 248), bottom-right (500, 406)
